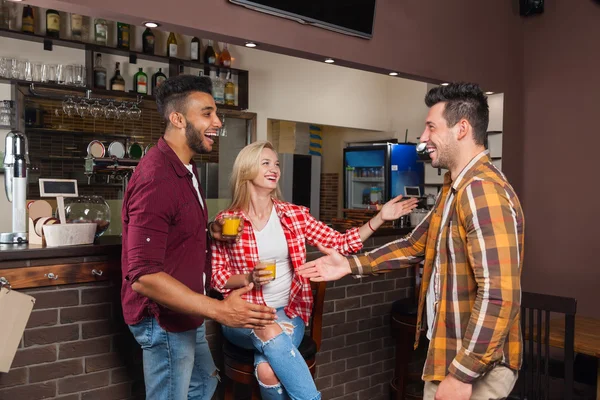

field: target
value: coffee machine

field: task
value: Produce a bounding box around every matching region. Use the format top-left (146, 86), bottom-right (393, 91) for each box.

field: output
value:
top-left (1, 130), bottom-right (29, 244)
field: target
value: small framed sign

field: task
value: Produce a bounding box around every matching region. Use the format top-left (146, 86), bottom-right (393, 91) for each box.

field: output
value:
top-left (404, 186), bottom-right (421, 198)
top-left (39, 179), bottom-right (79, 198)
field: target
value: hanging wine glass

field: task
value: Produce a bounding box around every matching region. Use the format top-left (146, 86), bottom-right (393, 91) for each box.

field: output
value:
top-left (116, 102), bottom-right (129, 120)
top-left (104, 101), bottom-right (117, 119)
top-left (62, 97), bottom-right (76, 117)
top-left (77, 99), bottom-right (90, 118)
top-left (128, 103), bottom-right (141, 120)
top-left (90, 101), bottom-right (103, 119)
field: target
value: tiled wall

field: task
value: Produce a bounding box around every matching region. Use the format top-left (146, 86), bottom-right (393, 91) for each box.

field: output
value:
top-left (320, 173), bottom-right (339, 223)
top-left (23, 91), bottom-right (219, 200)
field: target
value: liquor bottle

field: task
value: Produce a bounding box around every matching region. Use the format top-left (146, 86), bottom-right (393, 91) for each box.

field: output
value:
top-left (224, 71), bottom-right (235, 106)
top-left (70, 13), bottom-right (83, 41)
top-left (110, 62), bottom-right (125, 91)
top-left (204, 40), bottom-right (216, 65)
top-left (93, 53), bottom-right (107, 89)
top-left (94, 18), bottom-right (108, 45)
top-left (191, 36), bottom-right (201, 61)
top-left (167, 32), bottom-right (177, 58)
top-left (116, 22), bottom-right (130, 49)
top-left (133, 68), bottom-right (148, 94)
top-left (209, 69), bottom-right (224, 105)
top-left (219, 43), bottom-right (232, 67)
top-left (46, 9), bottom-right (60, 38)
top-left (21, 5), bottom-right (34, 34)
top-left (142, 27), bottom-right (155, 55)
top-left (152, 68), bottom-right (167, 94)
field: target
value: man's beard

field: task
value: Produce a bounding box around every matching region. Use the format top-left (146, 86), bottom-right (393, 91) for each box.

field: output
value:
top-left (185, 122), bottom-right (211, 154)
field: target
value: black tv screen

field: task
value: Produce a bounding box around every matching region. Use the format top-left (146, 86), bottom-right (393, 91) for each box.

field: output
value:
top-left (229, 0), bottom-right (377, 39)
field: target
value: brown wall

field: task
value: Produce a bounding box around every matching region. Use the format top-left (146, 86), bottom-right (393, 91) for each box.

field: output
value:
top-left (521, 1), bottom-right (600, 318)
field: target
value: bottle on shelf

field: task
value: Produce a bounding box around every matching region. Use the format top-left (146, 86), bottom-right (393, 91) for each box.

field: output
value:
top-left (209, 69), bottom-right (224, 105)
top-left (93, 53), bottom-right (107, 89)
top-left (224, 71), bottom-right (235, 106)
top-left (167, 32), bottom-right (178, 58)
top-left (116, 22), bottom-right (130, 50)
top-left (21, 5), bottom-right (35, 34)
top-left (110, 62), bottom-right (125, 91)
top-left (204, 40), bottom-right (217, 65)
top-left (191, 36), bottom-right (201, 61)
top-left (219, 43), bottom-right (232, 67)
top-left (152, 68), bottom-right (167, 94)
top-left (142, 27), bottom-right (155, 55)
top-left (70, 13), bottom-right (83, 41)
top-left (133, 67), bottom-right (148, 95)
top-left (94, 18), bottom-right (108, 45)
top-left (45, 9), bottom-right (60, 38)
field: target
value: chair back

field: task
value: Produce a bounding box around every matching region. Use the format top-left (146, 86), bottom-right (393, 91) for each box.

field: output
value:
top-left (519, 291), bottom-right (577, 400)
top-left (310, 281), bottom-right (327, 351)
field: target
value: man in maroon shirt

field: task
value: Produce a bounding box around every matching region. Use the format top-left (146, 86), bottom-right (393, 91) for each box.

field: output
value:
top-left (121, 75), bottom-right (276, 400)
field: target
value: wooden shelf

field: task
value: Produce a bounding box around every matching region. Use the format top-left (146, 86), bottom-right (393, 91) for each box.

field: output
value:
top-left (487, 131), bottom-right (502, 135)
top-left (0, 28), bottom-right (250, 110)
top-left (25, 128), bottom-right (142, 139)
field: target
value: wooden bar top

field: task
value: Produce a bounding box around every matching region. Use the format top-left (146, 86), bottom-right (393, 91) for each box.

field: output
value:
top-left (0, 235), bottom-right (122, 263)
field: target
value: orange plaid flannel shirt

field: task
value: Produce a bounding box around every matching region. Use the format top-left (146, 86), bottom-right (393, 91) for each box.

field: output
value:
top-left (349, 151), bottom-right (524, 383)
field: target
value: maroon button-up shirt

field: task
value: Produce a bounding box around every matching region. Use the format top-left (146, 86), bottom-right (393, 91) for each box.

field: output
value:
top-left (121, 137), bottom-right (210, 332)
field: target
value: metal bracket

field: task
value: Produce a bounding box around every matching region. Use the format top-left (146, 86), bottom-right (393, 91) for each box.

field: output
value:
top-left (45, 272), bottom-right (59, 280)
top-left (0, 277), bottom-right (11, 292)
top-left (129, 53), bottom-right (137, 64)
top-left (43, 39), bottom-right (53, 51)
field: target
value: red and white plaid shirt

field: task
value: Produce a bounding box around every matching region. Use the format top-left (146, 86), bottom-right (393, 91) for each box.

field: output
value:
top-left (211, 198), bottom-right (363, 325)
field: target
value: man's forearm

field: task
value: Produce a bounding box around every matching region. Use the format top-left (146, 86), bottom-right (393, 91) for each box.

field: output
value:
top-left (132, 272), bottom-right (222, 320)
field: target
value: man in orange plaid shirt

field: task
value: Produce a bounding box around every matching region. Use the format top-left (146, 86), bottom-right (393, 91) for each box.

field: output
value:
top-left (299, 83), bottom-right (524, 400)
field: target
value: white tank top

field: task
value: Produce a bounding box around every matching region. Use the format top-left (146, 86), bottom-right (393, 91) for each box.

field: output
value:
top-left (254, 207), bottom-right (292, 309)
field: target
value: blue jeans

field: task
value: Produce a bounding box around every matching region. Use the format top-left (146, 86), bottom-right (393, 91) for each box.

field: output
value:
top-left (129, 318), bottom-right (219, 400)
top-left (222, 308), bottom-right (321, 400)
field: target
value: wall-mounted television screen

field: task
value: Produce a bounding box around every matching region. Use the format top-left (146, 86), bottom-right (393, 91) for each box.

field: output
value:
top-left (228, 0), bottom-right (376, 39)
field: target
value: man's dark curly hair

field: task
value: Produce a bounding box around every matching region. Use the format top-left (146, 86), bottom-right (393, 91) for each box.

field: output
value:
top-left (155, 75), bottom-right (213, 123)
top-left (425, 83), bottom-right (489, 146)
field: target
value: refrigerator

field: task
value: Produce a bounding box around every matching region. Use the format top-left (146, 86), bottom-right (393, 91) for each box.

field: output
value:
top-left (343, 143), bottom-right (424, 209)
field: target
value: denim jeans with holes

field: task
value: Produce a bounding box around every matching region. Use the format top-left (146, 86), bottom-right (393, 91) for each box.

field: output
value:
top-left (129, 318), bottom-right (219, 400)
top-left (222, 307), bottom-right (321, 400)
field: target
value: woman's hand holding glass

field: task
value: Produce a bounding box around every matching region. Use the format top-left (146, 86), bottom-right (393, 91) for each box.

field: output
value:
top-left (247, 261), bottom-right (275, 287)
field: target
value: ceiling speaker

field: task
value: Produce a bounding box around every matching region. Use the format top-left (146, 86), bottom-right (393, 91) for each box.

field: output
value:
top-left (520, 0), bottom-right (544, 16)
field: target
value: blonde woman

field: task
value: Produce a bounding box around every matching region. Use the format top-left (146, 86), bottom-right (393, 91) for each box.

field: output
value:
top-left (211, 141), bottom-right (418, 400)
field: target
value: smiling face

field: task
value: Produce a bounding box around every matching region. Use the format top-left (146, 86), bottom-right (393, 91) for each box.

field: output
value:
top-left (182, 92), bottom-right (222, 154)
top-left (250, 147), bottom-right (280, 192)
top-left (420, 102), bottom-right (459, 170)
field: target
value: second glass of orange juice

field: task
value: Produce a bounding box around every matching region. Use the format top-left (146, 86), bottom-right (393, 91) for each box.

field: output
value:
top-left (261, 259), bottom-right (276, 279)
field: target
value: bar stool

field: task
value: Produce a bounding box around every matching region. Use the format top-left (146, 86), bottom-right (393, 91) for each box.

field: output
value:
top-left (390, 265), bottom-right (424, 400)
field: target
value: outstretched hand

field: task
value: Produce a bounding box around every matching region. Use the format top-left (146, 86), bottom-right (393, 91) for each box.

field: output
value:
top-left (378, 195), bottom-right (419, 221)
top-left (297, 244), bottom-right (352, 282)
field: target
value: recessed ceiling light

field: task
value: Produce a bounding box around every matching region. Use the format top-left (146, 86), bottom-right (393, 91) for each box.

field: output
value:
top-left (441, 82), bottom-right (449, 86)
top-left (485, 91), bottom-right (494, 95)
top-left (143, 21), bottom-right (159, 28)
top-left (324, 58), bottom-right (335, 64)
top-left (389, 72), bottom-right (399, 76)
top-left (245, 42), bottom-right (257, 48)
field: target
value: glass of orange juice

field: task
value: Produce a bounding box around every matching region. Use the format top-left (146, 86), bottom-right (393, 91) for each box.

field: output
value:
top-left (222, 215), bottom-right (241, 239)
top-left (261, 259), bottom-right (276, 280)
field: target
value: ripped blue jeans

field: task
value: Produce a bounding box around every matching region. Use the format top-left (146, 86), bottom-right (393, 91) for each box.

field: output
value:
top-left (222, 308), bottom-right (321, 400)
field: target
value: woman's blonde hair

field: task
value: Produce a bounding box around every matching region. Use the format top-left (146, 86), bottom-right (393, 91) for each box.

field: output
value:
top-left (229, 141), bottom-right (282, 211)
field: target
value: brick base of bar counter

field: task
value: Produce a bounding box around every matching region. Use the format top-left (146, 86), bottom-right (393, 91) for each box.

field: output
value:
top-left (0, 232), bottom-right (414, 400)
